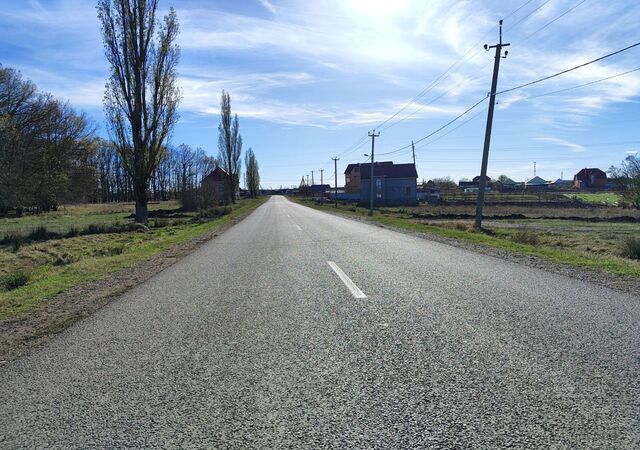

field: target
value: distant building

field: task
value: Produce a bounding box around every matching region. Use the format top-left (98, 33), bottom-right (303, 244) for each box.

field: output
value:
top-left (525, 176), bottom-right (550, 191)
top-left (549, 179), bottom-right (573, 190)
top-left (344, 161), bottom-right (393, 193)
top-left (201, 166), bottom-right (238, 201)
top-left (459, 176), bottom-right (492, 192)
top-left (573, 168), bottom-right (607, 189)
top-left (358, 162), bottom-right (418, 206)
top-left (495, 176), bottom-right (520, 192)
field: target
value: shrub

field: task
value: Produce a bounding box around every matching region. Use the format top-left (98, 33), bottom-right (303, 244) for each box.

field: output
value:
top-left (1, 233), bottom-right (25, 252)
top-left (1, 271), bottom-right (29, 291)
top-left (198, 206), bottom-right (232, 219)
top-left (620, 237), bottom-right (640, 260)
top-left (27, 225), bottom-right (50, 241)
top-left (82, 223), bottom-right (108, 235)
top-left (65, 226), bottom-right (80, 238)
top-left (180, 189), bottom-right (199, 212)
top-left (511, 229), bottom-right (540, 246)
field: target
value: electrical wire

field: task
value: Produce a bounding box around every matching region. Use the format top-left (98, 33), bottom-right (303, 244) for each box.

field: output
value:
top-left (497, 41), bottom-right (640, 95)
top-left (520, 0), bottom-right (587, 42)
top-left (377, 96), bottom-right (489, 156)
top-left (371, 0), bottom-right (541, 131)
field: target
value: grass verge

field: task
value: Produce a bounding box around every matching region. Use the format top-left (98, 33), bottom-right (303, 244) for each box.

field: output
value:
top-left (0, 197), bottom-right (267, 321)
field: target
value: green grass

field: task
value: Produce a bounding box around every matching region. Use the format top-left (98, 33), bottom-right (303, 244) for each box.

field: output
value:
top-left (564, 192), bottom-right (622, 206)
top-left (0, 201), bottom-right (182, 239)
top-left (294, 198), bottom-right (640, 277)
top-left (0, 197), bottom-right (267, 321)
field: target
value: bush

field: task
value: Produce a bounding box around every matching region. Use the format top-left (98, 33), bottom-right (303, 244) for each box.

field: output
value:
top-left (620, 237), bottom-right (640, 260)
top-left (65, 226), bottom-right (80, 237)
top-left (1, 233), bottom-right (25, 252)
top-left (511, 229), bottom-right (540, 246)
top-left (26, 225), bottom-right (61, 242)
top-left (198, 206), bottom-right (232, 219)
top-left (1, 271), bottom-right (29, 291)
top-left (180, 189), bottom-right (199, 212)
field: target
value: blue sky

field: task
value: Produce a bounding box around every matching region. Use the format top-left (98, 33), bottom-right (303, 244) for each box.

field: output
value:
top-left (1, 0), bottom-right (639, 188)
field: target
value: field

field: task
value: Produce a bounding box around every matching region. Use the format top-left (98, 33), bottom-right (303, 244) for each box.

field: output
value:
top-left (0, 198), bottom-right (266, 321)
top-left (0, 201), bottom-right (183, 239)
top-left (295, 198), bottom-right (640, 277)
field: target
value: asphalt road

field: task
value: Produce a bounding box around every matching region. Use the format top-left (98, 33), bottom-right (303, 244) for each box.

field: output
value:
top-left (1, 196), bottom-right (639, 448)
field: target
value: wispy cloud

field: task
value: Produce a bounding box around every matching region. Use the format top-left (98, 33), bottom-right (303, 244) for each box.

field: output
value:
top-left (535, 136), bottom-right (586, 153)
top-left (257, 0), bottom-right (277, 15)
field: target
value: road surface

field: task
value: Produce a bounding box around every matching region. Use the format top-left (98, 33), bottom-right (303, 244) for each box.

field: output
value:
top-left (1, 196), bottom-right (639, 448)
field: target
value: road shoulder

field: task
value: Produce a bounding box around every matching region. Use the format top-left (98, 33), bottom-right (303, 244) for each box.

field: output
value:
top-left (290, 197), bottom-right (640, 296)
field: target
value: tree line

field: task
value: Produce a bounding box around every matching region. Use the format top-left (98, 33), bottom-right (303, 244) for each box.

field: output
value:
top-left (1, 0), bottom-right (261, 219)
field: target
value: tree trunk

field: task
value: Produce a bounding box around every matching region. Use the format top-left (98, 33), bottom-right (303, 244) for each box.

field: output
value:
top-left (134, 181), bottom-right (148, 223)
top-left (135, 198), bottom-right (148, 223)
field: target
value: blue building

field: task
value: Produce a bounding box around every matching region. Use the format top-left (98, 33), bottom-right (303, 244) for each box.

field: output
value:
top-left (358, 162), bottom-right (418, 206)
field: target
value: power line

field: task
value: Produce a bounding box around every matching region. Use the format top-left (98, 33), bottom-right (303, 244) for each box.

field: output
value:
top-left (505, 0), bottom-right (553, 32)
top-left (377, 96), bottom-right (488, 156)
top-left (379, 1), bottom-right (588, 134)
top-left (497, 41), bottom-right (640, 95)
top-left (336, 134), bottom-right (369, 158)
top-left (520, 0), bottom-right (587, 43)
top-left (372, 0), bottom-right (539, 131)
top-left (522, 66), bottom-right (640, 100)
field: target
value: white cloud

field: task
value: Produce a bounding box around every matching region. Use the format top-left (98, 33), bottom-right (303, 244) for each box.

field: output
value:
top-left (535, 136), bottom-right (586, 153)
top-left (258, 0), bottom-right (277, 15)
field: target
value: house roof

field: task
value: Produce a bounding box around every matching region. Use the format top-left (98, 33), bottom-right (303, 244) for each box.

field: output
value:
top-left (525, 176), bottom-right (549, 185)
top-left (360, 163), bottom-right (418, 180)
top-left (344, 161), bottom-right (393, 174)
top-left (203, 166), bottom-right (230, 182)
top-left (498, 177), bottom-right (517, 185)
top-left (575, 168), bottom-right (606, 178)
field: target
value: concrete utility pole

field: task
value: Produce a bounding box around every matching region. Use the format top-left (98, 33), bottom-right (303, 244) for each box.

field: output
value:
top-left (534, 161), bottom-right (537, 177)
top-left (306, 174), bottom-right (309, 186)
top-left (319, 169), bottom-right (324, 186)
top-left (412, 140), bottom-right (416, 166)
top-left (311, 170), bottom-right (315, 186)
top-left (332, 157), bottom-right (339, 208)
top-left (368, 130), bottom-right (380, 216)
top-left (475, 19), bottom-right (510, 230)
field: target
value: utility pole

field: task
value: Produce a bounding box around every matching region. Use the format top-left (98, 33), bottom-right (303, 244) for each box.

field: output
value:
top-left (319, 168), bottom-right (324, 186)
top-left (412, 140), bottom-right (416, 166)
top-left (534, 161), bottom-right (537, 177)
top-left (306, 174), bottom-right (309, 186)
top-left (311, 170), bottom-right (315, 186)
top-left (475, 19), bottom-right (510, 230)
top-left (332, 157), bottom-right (339, 208)
top-left (368, 130), bottom-right (380, 216)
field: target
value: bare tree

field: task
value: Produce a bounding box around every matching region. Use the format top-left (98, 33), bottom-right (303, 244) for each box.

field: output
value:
top-left (609, 154), bottom-right (640, 209)
top-left (217, 90), bottom-right (242, 204)
top-left (97, 0), bottom-right (180, 222)
top-left (244, 147), bottom-right (260, 198)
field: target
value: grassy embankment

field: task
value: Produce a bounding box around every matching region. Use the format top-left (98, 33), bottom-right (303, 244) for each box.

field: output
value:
top-left (293, 197), bottom-right (640, 277)
top-left (0, 197), bottom-right (266, 321)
